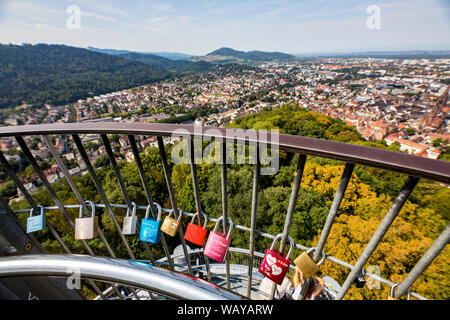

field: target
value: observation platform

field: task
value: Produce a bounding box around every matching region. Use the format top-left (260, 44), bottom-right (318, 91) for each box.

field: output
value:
top-left (0, 123), bottom-right (448, 300)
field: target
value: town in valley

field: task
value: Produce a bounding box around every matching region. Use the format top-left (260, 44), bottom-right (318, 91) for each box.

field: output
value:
top-left (1, 57), bottom-right (449, 202)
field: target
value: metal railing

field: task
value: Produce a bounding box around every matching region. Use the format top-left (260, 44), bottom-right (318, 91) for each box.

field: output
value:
top-left (0, 122), bottom-right (449, 300)
top-left (0, 254), bottom-right (245, 300)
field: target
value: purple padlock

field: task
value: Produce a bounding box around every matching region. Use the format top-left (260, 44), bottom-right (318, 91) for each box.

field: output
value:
top-left (204, 216), bottom-right (233, 262)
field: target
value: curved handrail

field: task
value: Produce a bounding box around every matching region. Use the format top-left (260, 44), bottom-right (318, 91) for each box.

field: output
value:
top-left (0, 254), bottom-right (247, 300)
top-left (0, 122), bottom-right (448, 183)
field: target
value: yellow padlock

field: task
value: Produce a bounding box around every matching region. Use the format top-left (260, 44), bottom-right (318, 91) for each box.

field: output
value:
top-left (388, 284), bottom-right (400, 300)
top-left (160, 208), bottom-right (182, 237)
top-left (294, 247), bottom-right (325, 278)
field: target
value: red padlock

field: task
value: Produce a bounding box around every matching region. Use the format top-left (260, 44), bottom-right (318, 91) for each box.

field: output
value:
top-left (184, 212), bottom-right (208, 246)
top-left (258, 233), bottom-right (294, 285)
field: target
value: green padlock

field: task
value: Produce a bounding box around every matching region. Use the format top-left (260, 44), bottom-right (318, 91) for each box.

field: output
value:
top-left (27, 205), bottom-right (46, 233)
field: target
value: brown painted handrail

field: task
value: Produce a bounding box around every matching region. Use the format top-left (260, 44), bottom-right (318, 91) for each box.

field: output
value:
top-left (0, 122), bottom-right (449, 184)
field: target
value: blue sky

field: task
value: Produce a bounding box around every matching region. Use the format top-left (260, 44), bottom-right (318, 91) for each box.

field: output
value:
top-left (0, 0), bottom-right (449, 55)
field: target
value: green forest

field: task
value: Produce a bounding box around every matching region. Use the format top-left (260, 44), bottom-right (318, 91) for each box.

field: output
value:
top-left (0, 44), bottom-right (172, 109)
top-left (5, 105), bottom-right (449, 300)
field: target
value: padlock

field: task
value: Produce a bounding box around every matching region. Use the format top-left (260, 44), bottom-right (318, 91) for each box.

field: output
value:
top-left (139, 202), bottom-right (163, 244)
top-left (75, 201), bottom-right (98, 240)
top-left (160, 208), bottom-right (182, 237)
top-left (259, 233), bottom-right (295, 285)
top-left (122, 202), bottom-right (137, 235)
top-left (388, 284), bottom-right (400, 300)
top-left (294, 247), bottom-right (325, 278)
top-left (204, 216), bottom-right (233, 263)
top-left (26, 205), bottom-right (46, 233)
top-left (354, 270), bottom-right (366, 288)
top-left (184, 212), bottom-right (208, 246)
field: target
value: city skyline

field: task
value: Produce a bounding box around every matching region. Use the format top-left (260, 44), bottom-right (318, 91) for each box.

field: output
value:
top-left (0, 0), bottom-right (449, 55)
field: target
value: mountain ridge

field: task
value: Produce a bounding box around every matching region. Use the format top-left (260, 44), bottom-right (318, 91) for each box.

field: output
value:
top-left (87, 46), bottom-right (194, 60)
top-left (196, 47), bottom-right (297, 63)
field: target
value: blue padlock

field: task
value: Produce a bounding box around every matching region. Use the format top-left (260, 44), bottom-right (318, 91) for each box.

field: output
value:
top-left (27, 205), bottom-right (46, 233)
top-left (139, 202), bottom-right (162, 244)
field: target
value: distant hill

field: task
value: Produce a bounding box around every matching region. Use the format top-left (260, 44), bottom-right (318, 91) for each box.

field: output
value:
top-left (86, 46), bottom-right (133, 55)
top-left (117, 52), bottom-right (189, 70)
top-left (116, 52), bottom-right (213, 73)
top-left (194, 47), bottom-right (297, 64)
top-left (87, 47), bottom-right (193, 60)
top-left (150, 52), bottom-right (194, 60)
top-left (87, 47), bottom-right (211, 73)
top-left (0, 44), bottom-right (172, 109)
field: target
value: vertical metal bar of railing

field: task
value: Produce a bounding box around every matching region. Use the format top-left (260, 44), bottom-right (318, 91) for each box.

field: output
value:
top-left (128, 135), bottom-right (173, 268)
top-left (314, 163), bottom-right (354, 259)
top-left (394, 224), bottom-right (450, 299)
top-left (270, 154), bottom-right (307, 300)
top-left (99, 134), bottom-right (153, 262)
top-left (0, 149), bottom-right (70, 254)
top-left (157, 136), bottom-right (193, 276)
top-left (188, 137), bottom-right (212, 282)
top-left (15, 137), bottom-right (97, 256)
top-left (297, 162), bottom-right (355, 300)
top-left (129, 287), bottom-right (141, 300)
top-left (72, 134), bottom-right (138, 261)
top-left (42, 135), bottom-right (116, 258)
top-left (220, 140), bottom-right (231, 290)
top-left (113, 284), bottom-right (125, 300)
top-left (335, 175), bottom-right (420, 300)
top-left (247, 145), bottom-right (260, 298)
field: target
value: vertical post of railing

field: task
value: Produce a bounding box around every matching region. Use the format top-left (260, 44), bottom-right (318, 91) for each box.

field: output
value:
top-left (270, 154), bottom-right (307, 300)
top-left (247, 145), bottom-right (260, 298)
top-left (394, 224), bottom-right (450, 299)
top-left (297, 162), bottom-right (354, 300)
top-left (100, 134), bottom-right (154, 262)
top-left (73, 134), bottom-right (138, 261)
top-left (129, 287), bottom-right (141, 300)
top-left (335, 175), bottom-right (420, 300)
top-left (188, 137), bottom-right (212, 282)
top-left (113, 285), bottom-right (125, 300)
top-left (314, 163), bottom-right (354, 260)
top-left (221, 140), bottom-right (231, 290)
top-left (157, 136), bottom-right (193, 276)
top-left (15, 136), bottom-right (97, 257)
top-left (42, 135), bottom-right (116, 258)
top-left (128, 135), bottom-right (173, 269)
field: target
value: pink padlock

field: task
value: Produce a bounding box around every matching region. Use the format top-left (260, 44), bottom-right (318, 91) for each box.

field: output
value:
top-left (259, 233), bottom-right (295, 285)
top-left (204, 216), bottom-right (233, 263)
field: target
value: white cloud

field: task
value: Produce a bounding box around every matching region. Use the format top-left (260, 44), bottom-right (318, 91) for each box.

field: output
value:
top-left (82, 11), bottom-right (117, 23)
